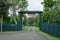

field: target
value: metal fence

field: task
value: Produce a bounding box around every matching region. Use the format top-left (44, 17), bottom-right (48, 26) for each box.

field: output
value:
top-left (0, 23), bottom-right (22, 31)
top-left (40, 24), bottom-right (60, 37)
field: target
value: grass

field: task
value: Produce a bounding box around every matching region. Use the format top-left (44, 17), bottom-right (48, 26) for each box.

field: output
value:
top-left (32, 26), bottom-right (60, 40)
top-left (39, 31), bottom-right (60, 40)
top-left (22, 26), bottom-right (28, 31)
top-left (32, 26), bottom-right (39, 31)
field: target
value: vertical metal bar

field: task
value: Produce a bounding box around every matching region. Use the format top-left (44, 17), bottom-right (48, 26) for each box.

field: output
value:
top-left (20, 13), bottom-right (22, 30)
top-left (39, 13), bottom-right (42, 31)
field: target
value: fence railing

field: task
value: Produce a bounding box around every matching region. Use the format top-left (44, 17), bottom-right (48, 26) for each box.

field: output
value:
top-left (40, 24), bottom-right (60, 37)
top-left (0, 23), bottom-right (60, 37)
top-left (0, 23), bottom-right (22, 31)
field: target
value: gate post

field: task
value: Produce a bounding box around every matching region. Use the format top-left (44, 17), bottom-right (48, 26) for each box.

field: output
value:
top-left (39, 12), bottom-right (42, 31)
top-left (19, 13), bottom-right (22, 30)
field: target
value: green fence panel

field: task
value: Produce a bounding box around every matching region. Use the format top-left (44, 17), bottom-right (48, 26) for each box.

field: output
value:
top-left (58, 24), bottom-right (60, 37)
top-left (0, 23), bottom-right (21, 31)
top-left (45, 24), bottom-right (48, 32)
top-left (40, 24), bottom-right (60, 37)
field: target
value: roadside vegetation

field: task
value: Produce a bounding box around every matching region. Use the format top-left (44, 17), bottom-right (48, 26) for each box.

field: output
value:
top-left (22, 26), bottom-right (28, 31)
top-left (32, 26), bottom-right (60, 40)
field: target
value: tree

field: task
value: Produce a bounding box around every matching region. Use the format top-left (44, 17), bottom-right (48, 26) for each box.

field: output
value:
top-left (0, 0), bottom-right (10, 32)
top-left (33, 14), bottom-right (40, 26)
top-left (7, 0), bottom-right (28, 25)
top-left (49, 0), bottom-right (60, 23)
top-left (43, 0), bottom-right (57, 24)
top-left (22, 14), bottom-right (27, 26)
top-left (43, 0), bottom-right (60, 24)
top-left (44, 0), bottom-right (56, 8)
top-left (42, 7), bottom-right (50, 24)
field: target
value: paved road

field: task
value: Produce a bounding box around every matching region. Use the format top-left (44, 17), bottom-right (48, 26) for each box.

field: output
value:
top-left (0, 27), bottom-right (49, 40)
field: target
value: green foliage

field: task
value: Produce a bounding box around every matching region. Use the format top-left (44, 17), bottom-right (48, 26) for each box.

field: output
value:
top-left (27, 14), bottom-right (40, 26)
top-left (0, 0), bottom-right (10, 16)
top-left (3, 16), bottom-right (11, 23)
top-left (5, 15), bottom-right (20, 24)
top-left (43, 7), bottom-right (50, 24)
top-left (43, 0), bottom-right (60, 24)
top-left (22, 14), bottom-right (27, 26)
top-left (44, 0), bottom-right (56, 8)
top-left (0, 0), bottom-right (10, 24)
top-left (33, 14), bottom-right (40, 26)
top-left (16, 15), bottom-right (20, 23)
top-left (22, 26), bottom-right (27, 31)
top-left (8, 16), bottom-right (15, 24)
top-left (7, 0), bottom-right (28, 10)
top-left (49, 0), bottom-right (60, 23)
top-left (5, 0), bottom-right (28, 24)
top-left (18, 0), bottom-right (28, 10)
top-left (0, 0), bottom-right (28, 24)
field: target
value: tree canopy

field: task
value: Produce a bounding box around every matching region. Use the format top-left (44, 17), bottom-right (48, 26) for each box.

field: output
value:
top-left (43, 0), bottom-right (60, 24)
top-left (0, 0), bottom-right (10, 16)
top-left (7, 0), bottom-right (28, 24)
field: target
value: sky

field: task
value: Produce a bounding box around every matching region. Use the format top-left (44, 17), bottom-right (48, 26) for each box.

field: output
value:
top-left (26, 0), bottom-right (44, 17)
top-left (9, 0), bottom-right (44, 16)
top-left (27, 0), bottom-right (44, 11)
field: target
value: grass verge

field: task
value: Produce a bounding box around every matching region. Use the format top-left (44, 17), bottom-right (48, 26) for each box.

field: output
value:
top-left (39, 31), bottom-right (60, 40)
top-left (32, 26), bottom-right (60, 40)
top-left (22, 26), bottom-right (28, 31)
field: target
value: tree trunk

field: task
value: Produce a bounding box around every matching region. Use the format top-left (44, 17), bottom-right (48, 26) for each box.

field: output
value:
top-left (13, 11), bottom-right (17, 25)
top-left (12, 7), bottom-right (17, 25)
top-left (0, 15), bottom-right (3, 32)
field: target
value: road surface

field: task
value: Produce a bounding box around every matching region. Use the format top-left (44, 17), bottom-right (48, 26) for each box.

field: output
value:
top-left (0, 27), bottom-right (49, 40)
